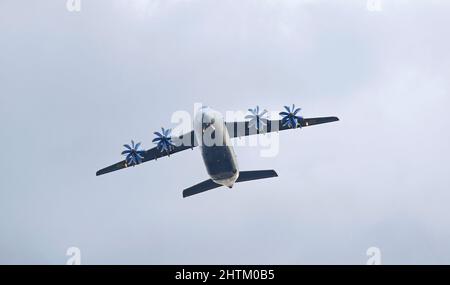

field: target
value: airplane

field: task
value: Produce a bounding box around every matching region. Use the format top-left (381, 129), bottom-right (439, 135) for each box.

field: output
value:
top-left (96, 105), bottom-right (339, 198)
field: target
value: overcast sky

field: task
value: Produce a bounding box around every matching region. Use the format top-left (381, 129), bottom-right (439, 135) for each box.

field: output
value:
top-left (1, 0), bottom-right (450, 264)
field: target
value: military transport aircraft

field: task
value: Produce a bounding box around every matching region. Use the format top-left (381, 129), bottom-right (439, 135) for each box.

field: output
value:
top-left (96, 105), bottom-right (339, 198)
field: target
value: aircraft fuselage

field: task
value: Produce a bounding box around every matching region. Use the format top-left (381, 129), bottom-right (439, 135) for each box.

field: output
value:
top-left (194, 107), bottom-right (239, 187)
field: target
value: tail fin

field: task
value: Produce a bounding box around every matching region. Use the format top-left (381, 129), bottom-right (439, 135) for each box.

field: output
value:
top-left (182, 170), bottom-right (278, 198)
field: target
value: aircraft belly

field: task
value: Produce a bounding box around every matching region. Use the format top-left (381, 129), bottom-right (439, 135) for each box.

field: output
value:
top-left (201, 145), bottom-right (239, 187)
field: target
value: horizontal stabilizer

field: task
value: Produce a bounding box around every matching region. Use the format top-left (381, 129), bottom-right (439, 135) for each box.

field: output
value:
top-left (182, 170), bottom-right (278, 198)
top-left (182, 179), bottom-right (221, 198)
top-left (236, 170), bottom-right (278, 183)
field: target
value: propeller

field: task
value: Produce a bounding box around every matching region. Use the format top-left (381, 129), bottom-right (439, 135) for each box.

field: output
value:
top-left (245, 105), bottom-right (268, 131)
top-left (153, 127), bottom-right (175, 154)
top-left (122, 140), bottom-right (146, 166)
top-left (279, 104), bottom-right (303, 128)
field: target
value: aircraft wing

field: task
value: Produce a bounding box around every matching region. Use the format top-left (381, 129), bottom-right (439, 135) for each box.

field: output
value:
top-left (96, 130), bottom-right (197, 176)
top-left (225, 116), bottom-right (339, 138)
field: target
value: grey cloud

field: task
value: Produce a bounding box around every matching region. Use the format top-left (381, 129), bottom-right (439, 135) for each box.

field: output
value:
top-left (0, 0), bottom-right (449, 264)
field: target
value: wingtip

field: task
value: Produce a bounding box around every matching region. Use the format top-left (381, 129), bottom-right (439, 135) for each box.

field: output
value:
top-left (269, 170), bottom-right (279, 178)
top-left (182, 190), bottom-right (192, 198)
